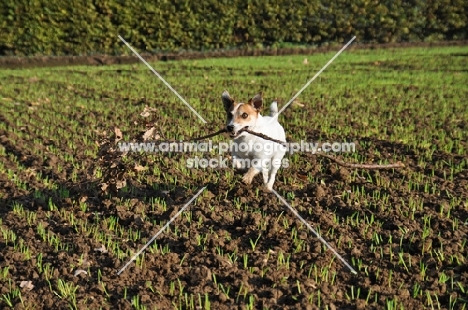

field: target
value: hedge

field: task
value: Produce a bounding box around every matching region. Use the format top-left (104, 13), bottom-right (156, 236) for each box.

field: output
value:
top-left (0, 0), bottom-right (466, 56)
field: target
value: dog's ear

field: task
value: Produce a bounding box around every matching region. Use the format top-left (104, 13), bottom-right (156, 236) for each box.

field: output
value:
top-left (222, 90), bottom-right (234, 111)
top-left (248, 92), bottom-right (263, 111)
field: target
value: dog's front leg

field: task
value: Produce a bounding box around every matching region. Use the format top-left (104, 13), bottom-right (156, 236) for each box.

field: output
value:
top-left (265, 167), bottom-right (279, 192)
top-left (262, 168), bottom-right (269, 184)
top-left (265, 158), bottom-right (283, 191)
top-left (232, 155), bottom-right (243, 169)
top-left (242, 167), bottom-right (260, 184)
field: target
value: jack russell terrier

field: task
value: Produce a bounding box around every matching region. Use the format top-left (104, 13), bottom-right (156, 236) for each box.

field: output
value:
top-left (222, 90), bottom-right (286, 191)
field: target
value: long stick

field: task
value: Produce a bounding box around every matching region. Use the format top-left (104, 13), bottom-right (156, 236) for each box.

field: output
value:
top-left (190, 128), bottom-right (228, 141)
top-left (317, 153), bottom-right (405, 169)
top-left (238, 128), bottom-right (404, 170)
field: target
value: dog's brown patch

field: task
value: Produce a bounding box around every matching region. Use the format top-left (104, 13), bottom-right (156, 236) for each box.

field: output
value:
top-left (232, 103), bottom-right (259, 126)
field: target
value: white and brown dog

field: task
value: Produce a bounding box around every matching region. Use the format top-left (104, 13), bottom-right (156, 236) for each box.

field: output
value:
top-left (222, 90), bottom-right (286, 191)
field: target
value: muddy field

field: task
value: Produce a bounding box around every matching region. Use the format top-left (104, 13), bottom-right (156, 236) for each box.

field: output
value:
top-left (0, 45), bottom-right (467, 309)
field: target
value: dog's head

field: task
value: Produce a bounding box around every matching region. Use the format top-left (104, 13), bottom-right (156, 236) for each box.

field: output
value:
top-left (222, 90), bottom-right (263, 137)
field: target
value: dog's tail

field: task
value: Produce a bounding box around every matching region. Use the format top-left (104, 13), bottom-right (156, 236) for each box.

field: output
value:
top-left (269, 101), bottom-right (278, 117)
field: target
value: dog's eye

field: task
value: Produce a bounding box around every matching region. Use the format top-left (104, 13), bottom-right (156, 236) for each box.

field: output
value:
top-left (241, 113), bottom-right (248, 119)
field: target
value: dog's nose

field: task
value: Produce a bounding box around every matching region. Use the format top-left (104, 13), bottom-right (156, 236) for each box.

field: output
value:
top-left (227, 125), bottom-right (234, 132)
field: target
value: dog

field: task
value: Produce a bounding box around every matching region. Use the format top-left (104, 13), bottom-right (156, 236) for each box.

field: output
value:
top-left (222, 90), bottom-right (286, 191)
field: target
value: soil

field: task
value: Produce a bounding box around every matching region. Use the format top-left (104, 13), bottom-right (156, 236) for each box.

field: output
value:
top-left (0, 47), bottom-right (467, 309)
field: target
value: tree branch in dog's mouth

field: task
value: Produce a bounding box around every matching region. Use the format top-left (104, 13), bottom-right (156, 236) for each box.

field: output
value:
top-left (190, 128), bottom-right (228, 141)
top-left (237, 127), bottom-right (288, 147)
top-left (230, 126), bottom-right (251, 138)
top-left (192, 126), bottom-right (252, 140)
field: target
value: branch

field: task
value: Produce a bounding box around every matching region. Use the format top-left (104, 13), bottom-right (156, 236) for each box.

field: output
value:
top-left (241, 128), bottom-right (288, 147)
top-left (316, 153), bottom-right (405, 170)
top-left (190, 128), bottom-right (227, 141)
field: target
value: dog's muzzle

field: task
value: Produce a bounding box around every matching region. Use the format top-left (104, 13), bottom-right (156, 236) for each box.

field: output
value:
top-left (227, 126), bottom-right (249, 138)
top-left (226, 125), bottom-right (238, 137)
